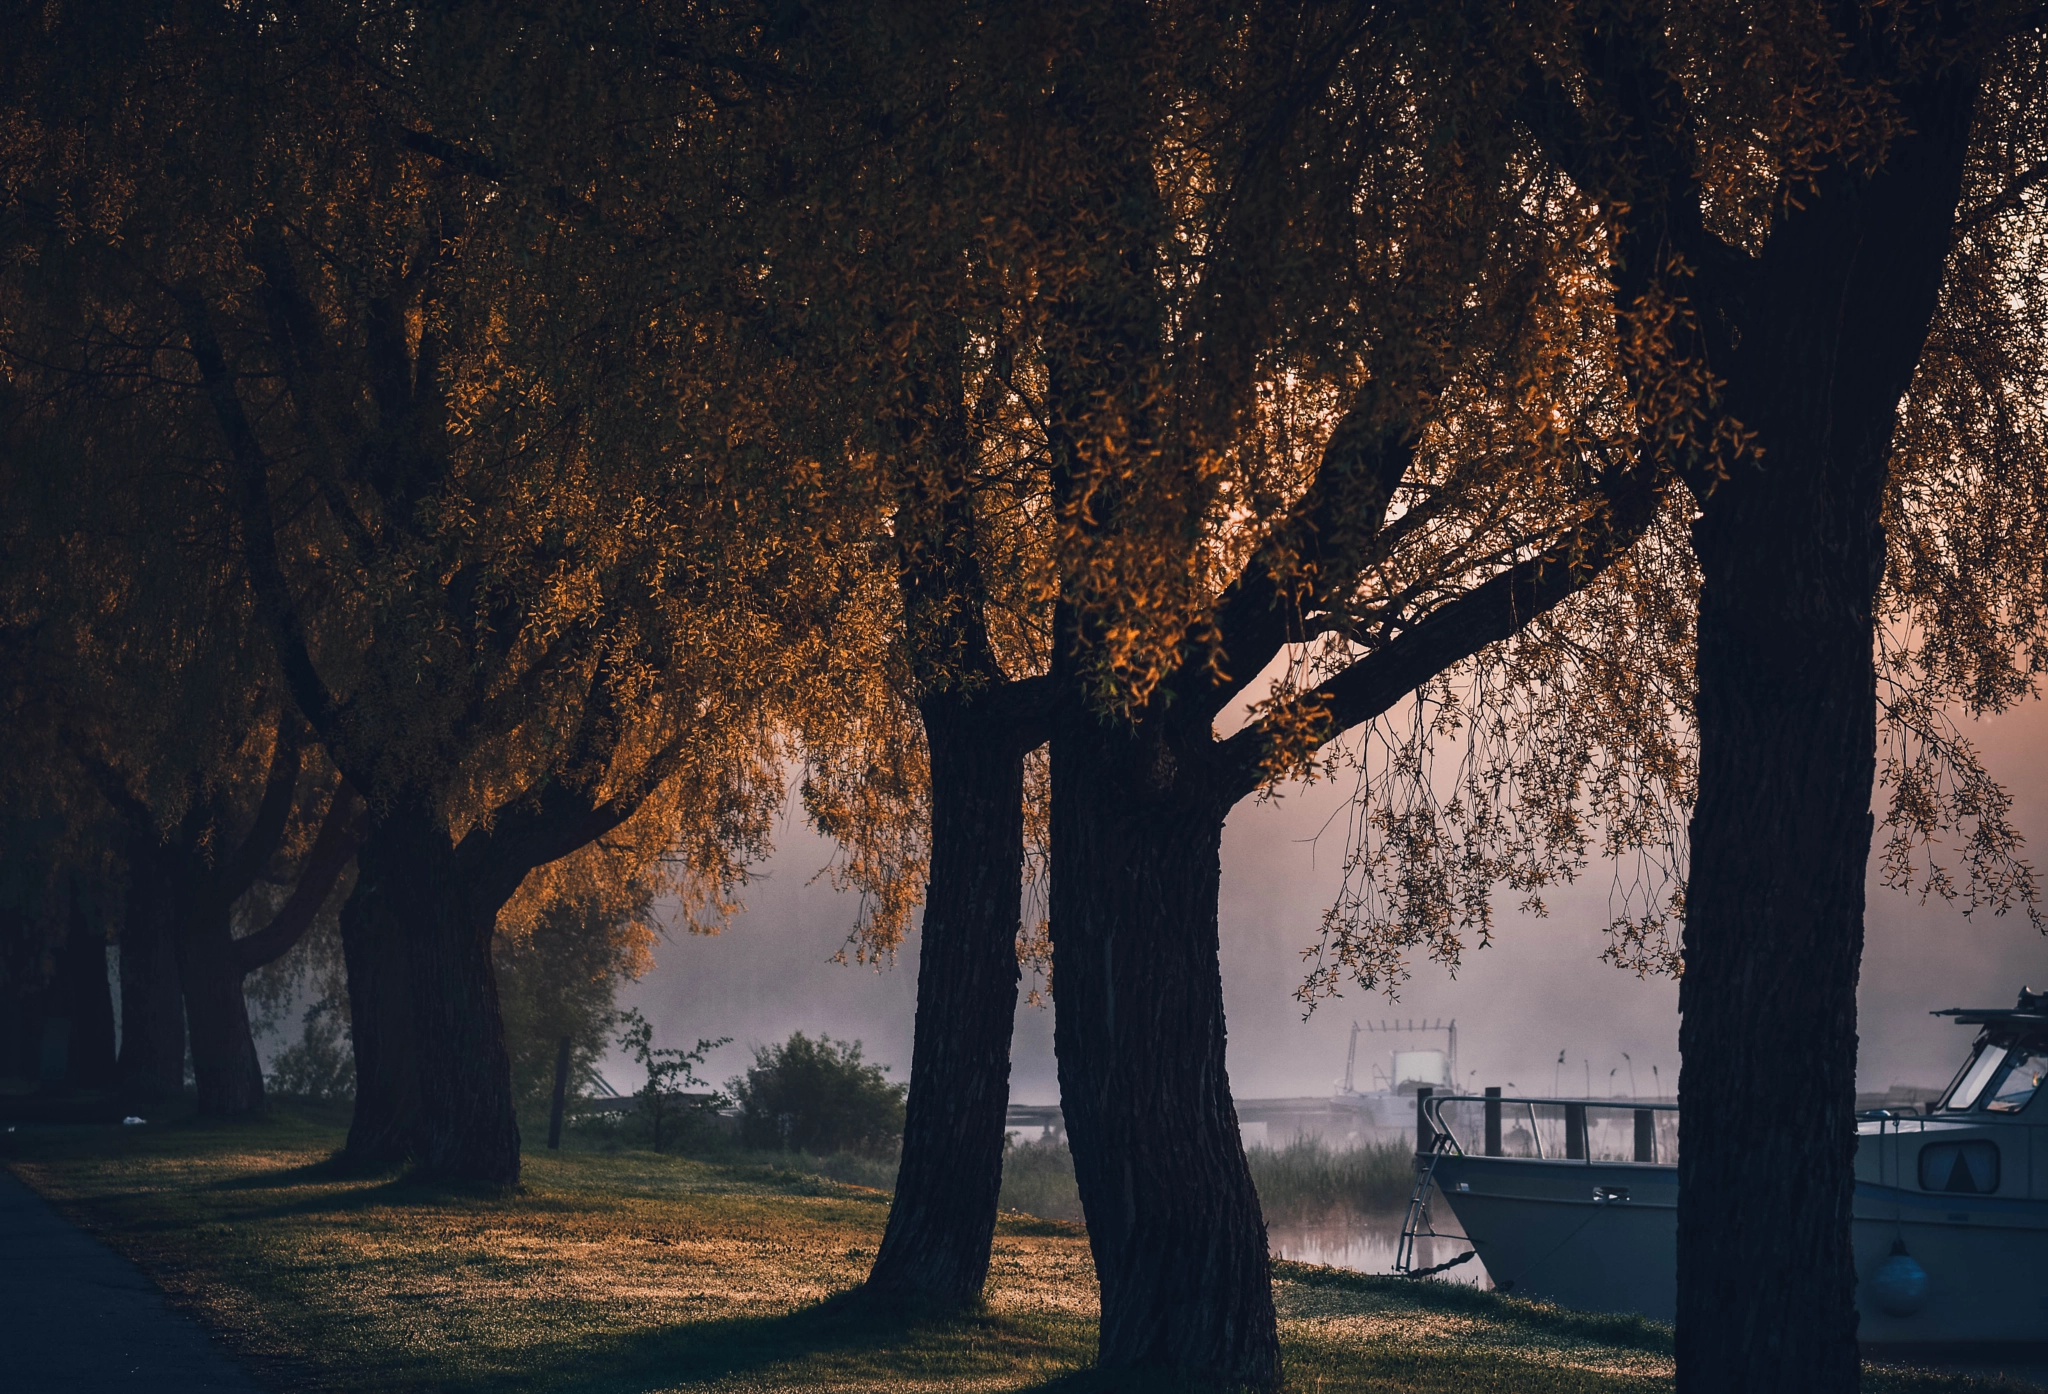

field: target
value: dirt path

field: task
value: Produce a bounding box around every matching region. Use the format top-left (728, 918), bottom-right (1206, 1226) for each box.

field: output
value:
top-left (0, 1166), bottom-right (267, 1392)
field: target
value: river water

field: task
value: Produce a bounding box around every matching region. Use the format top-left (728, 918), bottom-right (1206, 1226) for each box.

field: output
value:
top-left (1266, 1202), bottom-right (1492, 1288)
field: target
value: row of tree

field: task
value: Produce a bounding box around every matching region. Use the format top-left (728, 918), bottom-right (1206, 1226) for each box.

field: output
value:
top-left (3, 4), bottom-right (2046, 1392)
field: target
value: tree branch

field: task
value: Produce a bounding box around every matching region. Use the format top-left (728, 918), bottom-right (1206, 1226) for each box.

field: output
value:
top-left (231, 783), bottom-right (362, 975)
top-left (1514, 25), bottom-right (1746, 332)
top-left (977, 673), bottom-right (1056, 754)
top-left (396, 126), bottom-right (597, 223)
top-left (1954, 157), bottom-right (2048, 233)
top-left (1214, 460), bottom-right (1665, 800)
top-left (252, 231), bottom-right (384, 564)
top-left (468, 720), bottom-right (699, 887)
top-left (214, 720), bottom-right (302, 897)
top-left (1183, 392), bottom-right (1418, 721)
top-left (180, 292), bottom-right (354, 770)
top-left (61, 730), bottom-right (153, 834)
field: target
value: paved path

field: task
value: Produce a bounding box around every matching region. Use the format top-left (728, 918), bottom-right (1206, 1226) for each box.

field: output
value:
top-left (0, 1168), bottom-right (267, 1392)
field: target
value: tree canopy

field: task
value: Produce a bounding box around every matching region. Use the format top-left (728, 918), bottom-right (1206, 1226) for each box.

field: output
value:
top-left (3, 3), bottom-right (2047, 1388)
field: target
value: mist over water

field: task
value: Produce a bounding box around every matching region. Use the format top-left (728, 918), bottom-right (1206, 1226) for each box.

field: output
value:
top-left (607, 702), bottom-right (2048, 1109)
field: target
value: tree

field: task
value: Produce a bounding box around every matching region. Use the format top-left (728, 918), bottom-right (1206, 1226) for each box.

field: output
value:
top-left (0, 345), bottom-right (363, 1112)
top-left (750, 6), bottom-right (1693, 1366)
top-left (495, 857), bottom-right (664, 1128)
top-left (0, 818), bottom-right (118, 1091)
top-left (614, 1009), bottom-right (729, 1154)
top-left (1014, 6), bottom-right (1699, 1381)
top-left (0, 1), bottom-right (856, 1182)
top-left (1498, 4), bottom-right (2048, 1388)
top-left (624, 2), bottom-right (1062, 1308)
top-left (79, 728), bottom-right (360, 1116)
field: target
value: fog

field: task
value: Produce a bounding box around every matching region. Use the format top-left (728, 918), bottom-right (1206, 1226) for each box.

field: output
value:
top-left (607, 701), bottom-right (2048, 1109)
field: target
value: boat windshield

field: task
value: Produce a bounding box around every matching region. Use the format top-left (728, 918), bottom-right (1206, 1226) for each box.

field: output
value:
top-left (1941, 1043), bottom-right (2009, 1111)
top-left (1983, 1050), bottom-right (2044, 1113)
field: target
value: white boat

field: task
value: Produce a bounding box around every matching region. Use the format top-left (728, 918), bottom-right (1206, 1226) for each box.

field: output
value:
top-left (1412, 990), bottom-right (2048, 1354)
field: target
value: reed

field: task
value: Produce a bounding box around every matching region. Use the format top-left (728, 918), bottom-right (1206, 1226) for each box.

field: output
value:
top-left (998, 1134), bottom-right (1085, 1221)
top-left (1247, 1133), bottom-right (1417, 1222)
top-left (996, 1132), bottom-right (1416, 1227)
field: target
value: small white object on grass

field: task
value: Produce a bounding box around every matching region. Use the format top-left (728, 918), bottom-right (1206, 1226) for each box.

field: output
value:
top-left (121, 1116), bottom-right (146, 1126)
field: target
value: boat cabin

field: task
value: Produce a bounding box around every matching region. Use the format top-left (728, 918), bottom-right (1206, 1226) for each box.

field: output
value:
top-left (1856, 989), bottom-right (2047, 1202)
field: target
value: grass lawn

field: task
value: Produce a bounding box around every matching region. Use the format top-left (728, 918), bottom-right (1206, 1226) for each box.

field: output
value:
top-left (0, 1109), bottom-right (2023, 1393)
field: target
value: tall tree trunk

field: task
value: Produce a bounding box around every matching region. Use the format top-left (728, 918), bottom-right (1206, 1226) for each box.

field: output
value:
top-left (1674, 64), bottom-right (1977, 1394)
top-left (1049, 717), bottom-right (1278, 1389)
top-left (406, 854), bottom-right (522, 1186)
top-left (117, 845), bottom-right (186, 1098)
top-left (340, 806), bottom-right (522, 1183)
top-left (59, 889), bottom-right (118, 1089)
top-left (1679, 480), bottom-right (1879, 1391)
top-left (338, 822), bottom-right (421, 1166)
top-left (865, 705), bottom-right (1026, 1307)
top-left (175, 901), bottom-right (265, 1117)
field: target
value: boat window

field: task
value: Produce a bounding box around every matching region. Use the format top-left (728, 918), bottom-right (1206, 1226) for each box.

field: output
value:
top-left (1940, 1043), bottom-right (2008, 1111)
top-left (1982, 1050), bottom-right (2044, 1113)
top-left (1918, 1140), bottom-right (1999, 1194)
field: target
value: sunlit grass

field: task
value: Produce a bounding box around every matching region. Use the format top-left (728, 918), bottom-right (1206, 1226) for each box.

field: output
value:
top-left (0, 1112), bottom-right (2022, 1393)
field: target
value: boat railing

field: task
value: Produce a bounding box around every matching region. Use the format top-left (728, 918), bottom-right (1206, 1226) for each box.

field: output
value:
top-left (1419, 1091), bottom-right (1681, 1166)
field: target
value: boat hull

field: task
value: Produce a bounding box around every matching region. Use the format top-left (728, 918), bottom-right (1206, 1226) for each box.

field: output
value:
top-left (1431, 1153), bottom-right (2048, 1342)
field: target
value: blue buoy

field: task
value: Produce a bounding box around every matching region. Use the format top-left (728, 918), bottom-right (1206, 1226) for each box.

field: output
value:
top-left (1869, 1241), bottom-right (1930, 1318)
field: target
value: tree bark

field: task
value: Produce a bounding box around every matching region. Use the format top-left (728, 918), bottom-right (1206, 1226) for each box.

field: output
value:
top-left (159, 782), bottom-right (355, 1119)
top-left (338, 823), bottom-right (421, 1166)
top-left (1049, 715), bottom-right (1278, 1389)
top-left (175, 898), bottom-right (266, 1116)
top-left (117, 843), bottom-right (186, 1099)
top-left (1674, 61), bottom-right (1978, 1394)
top-left (58, 889), bottom-right (119, 1089)
top-left (865, 703), bottom-right (1027, 1307)
top-left (338, 807), bottom-right (522, 1184)
top-left (406, 851), bottom-right (523, 1186)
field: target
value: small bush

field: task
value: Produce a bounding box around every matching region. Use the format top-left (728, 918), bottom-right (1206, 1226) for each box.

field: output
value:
top-left (728, 1033), bottom-right (906, 1155)
top-left (614, 1009), bottom-right (729, 1152)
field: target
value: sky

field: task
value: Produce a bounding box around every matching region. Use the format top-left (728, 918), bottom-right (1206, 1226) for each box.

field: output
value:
top-left (606, 700), bottom-right (2048, 1109)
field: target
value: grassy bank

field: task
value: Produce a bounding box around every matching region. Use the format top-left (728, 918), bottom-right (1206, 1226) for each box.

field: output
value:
top-left (0, 1112), bottom-right (2019, 1393)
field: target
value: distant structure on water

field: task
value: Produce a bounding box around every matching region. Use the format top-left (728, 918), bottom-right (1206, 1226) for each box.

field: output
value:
top-left (1004, 1018), bottom-right (1465, 1149)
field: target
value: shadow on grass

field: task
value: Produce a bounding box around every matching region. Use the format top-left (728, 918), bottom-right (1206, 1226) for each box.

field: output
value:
top-left (437, 1286), bottom-right (1089, 1394)
top-left (206, 1151), bottom-right (402, 1191)
top-left (1273, 1259), bottom-right (1675, 1354)
top-left (1016, 1369), bottom-right (1272, 1394)
top-left (236, 1172), bottom-right (529, 1220)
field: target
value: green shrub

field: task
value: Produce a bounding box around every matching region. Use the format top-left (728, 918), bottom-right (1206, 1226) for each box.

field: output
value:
top-left (495, 890), bottom-right (650, 1130)
top-left (728, 1033), bottom-right (906, 1155)
top-left (614, 1009), bottom-right (729, 1152)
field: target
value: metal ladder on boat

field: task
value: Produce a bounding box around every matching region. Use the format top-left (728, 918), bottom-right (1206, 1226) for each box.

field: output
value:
top-left (1395, 1101), bottom-right (1476, 1278)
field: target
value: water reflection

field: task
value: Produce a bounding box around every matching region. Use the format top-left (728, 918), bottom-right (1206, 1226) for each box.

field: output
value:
top-left (1268, 1202), bottom-right (1491, 1289)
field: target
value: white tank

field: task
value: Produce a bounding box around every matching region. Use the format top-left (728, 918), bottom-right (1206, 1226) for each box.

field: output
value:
top-left (1391, 1049), bottom-right (1451, 1094)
